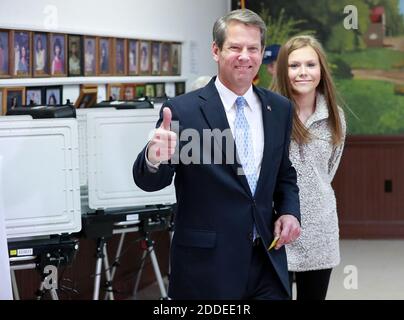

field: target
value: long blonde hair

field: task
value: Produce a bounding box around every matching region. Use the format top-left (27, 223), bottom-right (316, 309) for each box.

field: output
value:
top-left (272, 35), bottom-right (343, 145)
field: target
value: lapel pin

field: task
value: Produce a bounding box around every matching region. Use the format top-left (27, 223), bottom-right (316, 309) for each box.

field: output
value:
top-left (267, 105), bottom-right (272, 111)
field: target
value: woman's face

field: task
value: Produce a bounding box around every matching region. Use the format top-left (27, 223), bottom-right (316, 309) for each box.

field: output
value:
top-left (55, 44), bottom-right (61, 56)
top-left (288, 45), bottom-right (321, 97)
top-left (37, 38), bottom-right (42, 50)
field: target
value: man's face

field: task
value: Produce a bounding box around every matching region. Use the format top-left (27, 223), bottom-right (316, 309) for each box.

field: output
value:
top-left (212, 21), bottom-right (263, 95)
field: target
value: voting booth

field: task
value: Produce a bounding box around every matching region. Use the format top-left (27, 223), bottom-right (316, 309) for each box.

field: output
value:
top-left (2, 101), bottom-right (175, 299)
top-left (0, 113), bottom-right (81, 299)
top-left (76, 102), bottom-right (175, 300)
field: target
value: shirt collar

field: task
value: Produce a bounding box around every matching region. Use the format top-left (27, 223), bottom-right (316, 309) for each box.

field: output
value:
top-left (306, 93), bottom-right (329, 127)
top-left (215, 77), bottom-right (255, 112)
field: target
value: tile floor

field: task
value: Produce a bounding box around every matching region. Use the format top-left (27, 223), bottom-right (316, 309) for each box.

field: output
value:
top-left (135, 240), bottom-right (404, 300)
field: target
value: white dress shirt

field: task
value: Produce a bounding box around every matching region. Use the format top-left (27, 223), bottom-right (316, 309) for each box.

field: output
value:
top-left (215, 77), bottom-right (264, 176)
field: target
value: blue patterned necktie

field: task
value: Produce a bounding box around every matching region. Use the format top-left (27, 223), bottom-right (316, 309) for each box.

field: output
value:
top-left (234, 96), bottom-right (259, 240)
top-left (234, 96), bottom-right (258, 194)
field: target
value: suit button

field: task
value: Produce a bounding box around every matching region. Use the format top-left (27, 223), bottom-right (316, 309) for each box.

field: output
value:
top-left (247, 232), bottom-right (253, 241)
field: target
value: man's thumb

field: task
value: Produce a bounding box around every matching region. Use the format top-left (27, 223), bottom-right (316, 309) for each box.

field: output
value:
top-left (161, 107), bottom-right (172, 130)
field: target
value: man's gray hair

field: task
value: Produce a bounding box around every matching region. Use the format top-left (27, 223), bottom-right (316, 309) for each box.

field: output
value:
top-left (213, 9), bottom-right (267, 50)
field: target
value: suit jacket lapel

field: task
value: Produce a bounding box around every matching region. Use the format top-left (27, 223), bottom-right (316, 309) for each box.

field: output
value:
top-left (198, 78), bottom-right (252, 195)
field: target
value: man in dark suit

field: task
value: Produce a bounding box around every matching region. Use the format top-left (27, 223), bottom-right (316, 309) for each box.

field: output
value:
top-left (133, 9), bottom-right (300, 300)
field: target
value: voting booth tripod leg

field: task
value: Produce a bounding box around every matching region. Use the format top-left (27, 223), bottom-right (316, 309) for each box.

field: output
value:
top-left (168, 218), bottom-right (174, 282)
top-left (93, 237), bottom-right (114, 300)
top-left (133, 232), bottom-right (168, 299)
top-left (103, 232), bottom-right (126, 300)
top-left (132, 246), bottom-right (148, 299)
top-left (36, 269), bottom-right (59, 300)
top-left (10, 269), bottom-right (20, 300)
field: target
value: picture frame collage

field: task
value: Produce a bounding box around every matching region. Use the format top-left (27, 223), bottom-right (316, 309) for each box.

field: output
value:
top-left (1, 81), bottom-right (186, 115)
top-left (106, 82), bottom-right (171, 101)
top-left (0, 29), bottom-right (182, 78)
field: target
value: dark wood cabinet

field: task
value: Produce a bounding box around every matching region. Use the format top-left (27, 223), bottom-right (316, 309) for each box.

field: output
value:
top-left (334, 135), bottom-right (404, 238)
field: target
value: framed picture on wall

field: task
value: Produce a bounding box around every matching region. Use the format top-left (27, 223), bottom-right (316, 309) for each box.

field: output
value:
top-left (139, 41), bottom-right (150, 75)
top-left (160, 42), bottom-right (171, 76)
top-left (3, 87), bottom-right (25, 114)
top-left (165, 82), bottom-right (175, 98)
top-left (50, 33), bottom-right (67, 77)
top-left (127, 39), bottom-right (138, 76)
top-left (145, 83), bottom-right (155, 98)
top-left (135, 84), bottom-right (146, 98)
top-left (155, 83), bottom-right (165, 98)
top-left (33, 32), bottom-right (49, 77)
top-left (75, 86), bottom-right (97, 108)
top-left (84, 36), bottom-right (97, 76)
top-left (45, 86), bottom-right (63, 105)
top-left (123, 84), bottom-right (136, 100)
top-left (151, 41), bottom-right (161, 76)
top-left (171, 43), bottom-right (181, 75)
top-left (107, 83), bottom-right (122, 101)
top-left (98, 37), bottom-right (112, 75)
top-left (68, 35), bottom-right (83, 76)
top-left (175, 81), bottom-right (185, 96)
top-left (26, 86), bottom-right (43, 106)
top-left (11, 30), bottom-right (31, 78)
top-left (114, 38), bottom-right (126, 76)
top-left (0, 30), bottom-right (10, 78)
top-left (0, 89), bottom-right (3, 114)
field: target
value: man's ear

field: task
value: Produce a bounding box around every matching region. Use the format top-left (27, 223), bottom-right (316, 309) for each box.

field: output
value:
top-left (212, 42), bottom-right (219, 62)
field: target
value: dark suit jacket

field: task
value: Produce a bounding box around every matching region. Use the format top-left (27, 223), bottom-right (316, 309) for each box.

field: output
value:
top-left (133, 77), bottom-right (300, 299)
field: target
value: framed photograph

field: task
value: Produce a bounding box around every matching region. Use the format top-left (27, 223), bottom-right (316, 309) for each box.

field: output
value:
top-left (33, 32), bottom-right (49, 77)
top-left (114, 38), bottom-right (126, 76)
top-left (175, 82), bottom-right (186, 96)
top-left (155, 83), bottom-right (165, 98)
top-left (135, 84), bottom-right (145, 98)
top-left (127, 39), bottom-right (138, 75)
top-left (165, 82), bottom-right (175, 98)
top-left (107, 83), bottom-right (122, 101)
top-left (0, 30), bottom-right (10, 78)
top-left (160, 42), bottom-right (171, 76)
top-left (139, 40), bottom-right (150, 75)
top-left (45, 86), bottom-right (63, 105)
top-left (75, 86), bottom-right (97, 108)
top-left (123, 85), bottom-right (136, 100)
top-left (171, 43), bottom-right (181, 75)
top-left (0, 89), bottom-right (3, 114)
top-left (98, 37), bottom-right (112, 75)
top-left (26, 86), bottom-right (43, 106)
top-left (50, 33), bottom-right (67, 76)
top-left (145, 83), bottom-right (155, 98)
top-left (3, 87), bottom-right (25, 114)
top-left (68, 35), bottom-right (83, 76)
top-left (11, 30), bottom-right (31, 77)
top-left (151, 41), bottom-right (161, 76)
top-left (84, 36), bottom-right (97, 76)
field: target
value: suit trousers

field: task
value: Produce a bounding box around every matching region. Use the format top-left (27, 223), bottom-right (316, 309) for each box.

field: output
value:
top-left (243, 239), bottom-right (290, 300)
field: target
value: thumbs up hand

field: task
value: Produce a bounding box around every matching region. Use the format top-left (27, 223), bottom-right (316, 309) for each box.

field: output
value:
top-left (147, 107), bottom-right (178, 165)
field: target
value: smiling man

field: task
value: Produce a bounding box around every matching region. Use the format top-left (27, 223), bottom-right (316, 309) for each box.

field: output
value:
top-left (133, 9), bottom-right (301, 300)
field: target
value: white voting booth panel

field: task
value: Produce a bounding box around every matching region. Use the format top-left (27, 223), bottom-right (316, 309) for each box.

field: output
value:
top-left (0, 118), bottom-right (81, 239)
top-left (76, 108), bottom-right (116, 187)
top-left (0, 156), bottom-right (13, 299)
top-left (0, 115), bottom-right (33, 121)
top-left (86, 108), bottom-right (175, 209)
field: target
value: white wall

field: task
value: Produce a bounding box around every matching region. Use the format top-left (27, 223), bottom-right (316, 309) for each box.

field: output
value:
top-left (0, 0), bottom-right (231, 93)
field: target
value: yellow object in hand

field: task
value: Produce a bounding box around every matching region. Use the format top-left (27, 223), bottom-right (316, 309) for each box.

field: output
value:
top-left (267, 236), bottom-right (280, 251)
